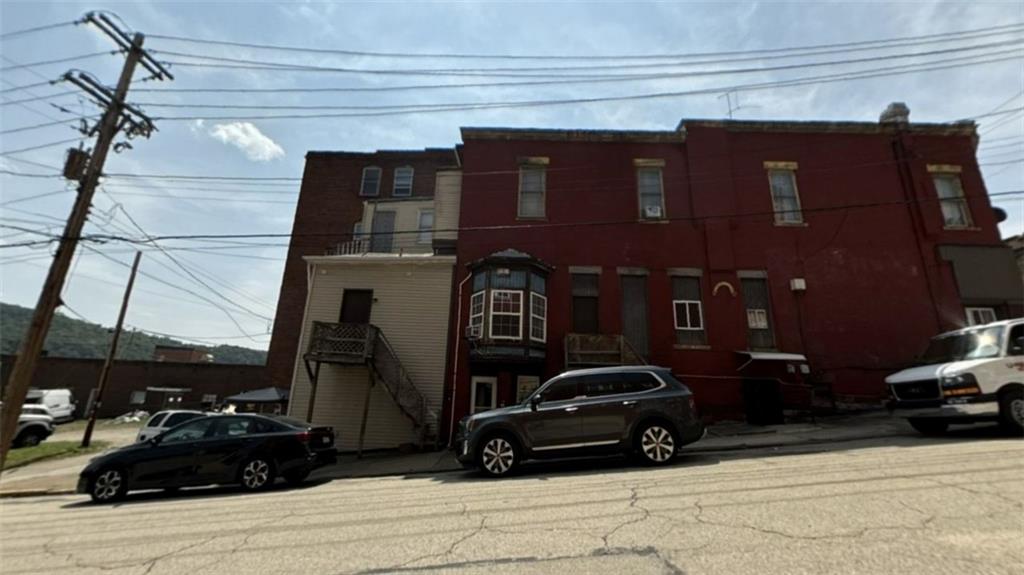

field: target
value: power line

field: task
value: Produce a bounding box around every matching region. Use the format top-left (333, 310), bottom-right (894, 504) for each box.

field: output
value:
top-left (0, 80), bottom-right (59, 94)
top-left (0, 20), bottom-right (77, 41)
top-left (0, 90), bottom-right (79, 107)
top-left (0, 117), bottom-right (92, 136)
top-left (0, 137), bottom-right (85, 156)
top-left (0, 51), bottom-right (114, 72)
top-left (0, 189), bottom-right (73, 206)
top-left (147, 21), bottom-right (1024, 61)
top-left (146, 51), bottom-right (1024, 122)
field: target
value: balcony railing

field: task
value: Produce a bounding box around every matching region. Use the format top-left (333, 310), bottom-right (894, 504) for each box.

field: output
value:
top-left (305, 321), bottom-right (377, 363)
top-left (564, 333), bottom-right (646, 368)
top-left (326, 236), bottom-right (433, 256)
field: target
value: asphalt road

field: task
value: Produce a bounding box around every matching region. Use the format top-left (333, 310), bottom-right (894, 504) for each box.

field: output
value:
top-left (1, 431), bottom-right (1021, 575)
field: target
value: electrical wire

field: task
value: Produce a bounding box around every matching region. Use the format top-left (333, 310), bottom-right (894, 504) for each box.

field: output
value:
top-left (0, 137), bottom-right (86, 156)
top-left (0, 117), bottom-right (92, 136)
top-left (0, 20), bottom-right (77, 41)
top-left (0, 51), bottom-right (114, 72)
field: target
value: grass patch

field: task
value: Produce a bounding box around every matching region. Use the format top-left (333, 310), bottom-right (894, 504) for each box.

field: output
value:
top-left (57, 418), bottom-right (144, 434)
top-left (5, 441), bottom-right (110, 469)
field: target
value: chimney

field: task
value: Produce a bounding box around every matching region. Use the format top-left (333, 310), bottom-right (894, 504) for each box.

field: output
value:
top-left (880, 102), bottom-right (910, 124)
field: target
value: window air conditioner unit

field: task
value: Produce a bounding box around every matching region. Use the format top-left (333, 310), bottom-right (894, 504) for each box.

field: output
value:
top-left (644, 205), bottom-right (663, 219)
top-left (465, 325), bottom-right (482, 339)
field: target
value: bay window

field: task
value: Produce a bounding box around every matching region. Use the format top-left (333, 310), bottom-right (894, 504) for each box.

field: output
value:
top-left (490, 290), bottom-right (523, 339)
top-left (467, 267), bottom-right (548, 344)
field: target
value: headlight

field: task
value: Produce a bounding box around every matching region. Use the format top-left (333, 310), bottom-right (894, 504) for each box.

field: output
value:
top-left (941, 373), bottom-right (980, 396)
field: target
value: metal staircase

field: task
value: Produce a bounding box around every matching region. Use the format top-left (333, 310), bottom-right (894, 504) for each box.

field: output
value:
top-left (368, 328), bottom-right (437, 445)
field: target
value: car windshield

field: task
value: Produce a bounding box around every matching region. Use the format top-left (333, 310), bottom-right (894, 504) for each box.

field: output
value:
top-left (918, 326), bottom-right (1004, 364)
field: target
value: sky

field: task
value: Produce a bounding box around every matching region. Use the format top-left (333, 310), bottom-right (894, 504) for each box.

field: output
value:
top-left (1, 0), bottom-right (1022, 354)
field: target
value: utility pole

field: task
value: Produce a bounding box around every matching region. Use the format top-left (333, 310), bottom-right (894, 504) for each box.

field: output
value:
top-left (0, 13), bottom-right (171, 469)
top-left (82, 251), bottom-right (141, 448)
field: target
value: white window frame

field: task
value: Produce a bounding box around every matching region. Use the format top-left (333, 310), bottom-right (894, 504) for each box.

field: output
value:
top-left (637, 166), bottom-right (666, 220)
top-left (468, 291), bottom-right (485, 338)
top-left (393, 166), bottom-right (414, 197)
top-left (470, 376), bottom-right (498, 414)
top-left (489, 289), bottom-right (523, 340)
top-left (360, 166), bottom-right (381, 197)
top-left (530, 292), bottom-right (547, 343)
top-left (931, 171), bottom-right (973, 229)
top-left (417, 209), bottom-right (434, 244)
top-left (765, 163), bottom-right (803, 224)
top-left (965, 307), bottom-right (997, 326)
top-left (672, 299), bottom-right (704, 330)
top-left (747, 308), bottom-right (769, 329)
top-left (518, 166), bottom-right (546, 219)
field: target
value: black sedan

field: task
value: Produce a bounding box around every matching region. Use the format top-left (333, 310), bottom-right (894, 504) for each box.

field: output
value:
top-left (79, 414), bottom-right (336, 503)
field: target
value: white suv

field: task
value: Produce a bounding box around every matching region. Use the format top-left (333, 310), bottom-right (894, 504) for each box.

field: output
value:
top-left (886, 318), bottom-right (1024, 435)
top-left (135, 410), bottom-right (206, 442)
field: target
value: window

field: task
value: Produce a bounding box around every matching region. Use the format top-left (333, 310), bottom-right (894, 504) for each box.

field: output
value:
top-left (491, 269), bottom-right (527, 289)
top-left (637, 167), bottom-right (665, 219)
top-left (621, 372), bottom-right (662, 393)
top-left (144, 413), bottom-right (167, 428)
top-left (129, 390), bottom-right (147, 405)
top-left (530, 292), bottom-right (547, 343)
top-left (572, 273), bottom-right (600, 333)
top-left (471, 377), bottom-right (496, 414)
top-left (540, 377), bottom-right (580, 402)
top-left (489, 290), bottom-right (523, 339)
top-left (417, 209), bottom-right (434, 244)
top-left (671, 276), bottom-right (706, 345)
top-left (932, 172), bottom-right (972, 228)
top-left (472, 272), bottom-right (486, 292)
top-left (741, 277), bottom-right (775, 349)
top-left (965, 307), bottom-right (997, 326)
top-left (518, 166), bottom-right (546, 218)
top-left (393, 166), bottom-right (414, 196)
top-left (1008, 325), bottom-right (1023, 356)
top-left (765, 163), bottom-right (802, 224)
top-left (360, 166), bottom-right (381, 197)
top-left (214, 418), bottom-right (254, 437)
top-left (468, 291), bottom-right (485, 338)
top-left (582, 373), bottom-right (623, 397)
top-left (161, 418), bottom-right (214, 443)
top-left (352, 222), bottom-right (364, 240)
top-left (516, 375), bottom-right (541, 403)
top-left (164, 412), bottom-right (202, 428)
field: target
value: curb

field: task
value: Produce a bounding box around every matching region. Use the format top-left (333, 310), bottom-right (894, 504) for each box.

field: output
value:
top-left (681, 430), bottom-right (912, 454)
top-left (0, 488), bottom-right (76, 499)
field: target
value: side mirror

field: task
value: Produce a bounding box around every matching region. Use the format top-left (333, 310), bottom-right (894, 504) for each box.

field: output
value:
top-left (529, 395), bottom-right (542, 411)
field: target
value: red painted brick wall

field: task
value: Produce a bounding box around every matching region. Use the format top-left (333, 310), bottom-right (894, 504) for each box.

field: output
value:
top-left (265, 149), bottom-right (457, 389)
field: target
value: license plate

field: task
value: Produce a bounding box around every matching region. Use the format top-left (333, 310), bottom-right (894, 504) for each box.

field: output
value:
top-left (321, 436), bottom-right (330, 445)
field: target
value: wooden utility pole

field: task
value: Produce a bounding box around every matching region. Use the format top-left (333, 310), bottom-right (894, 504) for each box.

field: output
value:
top-left (0, 16), bottom-right (170, 468)
top-left (82, 251), bottom-right (141, 448)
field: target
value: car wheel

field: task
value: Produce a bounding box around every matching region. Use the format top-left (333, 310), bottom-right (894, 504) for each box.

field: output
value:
top-left (476, 433), bottom-right (519, 478)
top-left (89, 468), bottom-right (128, 504)
top-left (635, 422), bottom-right (678, 466)
top-left (14, 430), bottom-right (43, 448)
top-left (283, 469), bottom-right (310, 486)
top-left (239, 457), bottom-right (275, 491)
top-left (998, 389), bottom-right (1024, 436)
top-left (908, 418), bottom-right (949, 436)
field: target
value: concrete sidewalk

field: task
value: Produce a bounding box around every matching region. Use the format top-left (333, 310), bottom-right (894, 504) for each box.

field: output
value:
top-left (0, 410), bottom-right (914, 497)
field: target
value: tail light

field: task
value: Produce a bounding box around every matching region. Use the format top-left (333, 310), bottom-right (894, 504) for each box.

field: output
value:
top-left (296, 431), bottom-right (311, 443)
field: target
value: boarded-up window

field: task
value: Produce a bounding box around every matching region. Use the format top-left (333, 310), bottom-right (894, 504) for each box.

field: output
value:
top-left (741, 277), bottom-right (775, 350)
top-left (672, 276), bottom-right (706, 346)
top-left (572, 273), bottom-right (599, 333)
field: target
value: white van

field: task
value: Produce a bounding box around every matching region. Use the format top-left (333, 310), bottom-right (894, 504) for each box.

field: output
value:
top-left (886, 318), bottom-right (1023, 435)
top-left (28, 389), bottom-right (77, 423)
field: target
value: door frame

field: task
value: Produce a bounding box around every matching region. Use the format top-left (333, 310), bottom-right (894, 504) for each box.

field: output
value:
top-left (339, 289), bottom-right (374, 324)
top-left (470, 376), bottom-right (498, 414)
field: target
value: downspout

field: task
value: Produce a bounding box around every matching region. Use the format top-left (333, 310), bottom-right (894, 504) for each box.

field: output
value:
top-left (447, 271), bottom-right (474, 445)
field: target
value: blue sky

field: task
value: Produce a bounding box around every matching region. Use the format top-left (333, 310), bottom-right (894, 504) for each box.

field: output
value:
top-left (1, 1), bottom-right (1021, 353)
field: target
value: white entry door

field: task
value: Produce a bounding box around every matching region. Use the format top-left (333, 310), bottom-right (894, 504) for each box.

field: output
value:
top-left (470, 376), bottom-right (497, 414)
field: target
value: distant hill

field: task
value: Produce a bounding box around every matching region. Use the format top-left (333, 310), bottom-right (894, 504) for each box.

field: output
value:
top-left (1, 302), bottom-right (267, 365)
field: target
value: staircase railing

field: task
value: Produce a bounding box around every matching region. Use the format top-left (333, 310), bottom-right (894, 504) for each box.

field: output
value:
top-left (369, 328), bottom-right (437, 445)
top-left (564, 333), bottom-right (647, 369)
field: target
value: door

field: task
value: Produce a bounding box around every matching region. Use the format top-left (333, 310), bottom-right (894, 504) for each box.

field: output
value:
top-left (621, 275), bottom-right (649, 357)
top-left (194, 417), bottom-right (262, 483)
top-left (521, 376), bottom-right (584, 451)
top-left (340, 289), bottom-right (374, 324)
top-left (470, 377), bottom-right (497, 414)
top-left (132, 418), bottom-right (215, 487)
top-left (577, 371), bottom-right (661, 445)
top-left (370, 210), bottom-right (395, 252)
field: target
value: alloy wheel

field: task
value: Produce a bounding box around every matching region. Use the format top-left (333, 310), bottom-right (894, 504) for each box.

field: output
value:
top-left (641, 426), bottom-right (676, 463)
top-left (93, 470), bottom-right (123, 501)
top-left (481, 437), bottom-right (514, 475)
top-left (242, 459), bottom-right (271, 489)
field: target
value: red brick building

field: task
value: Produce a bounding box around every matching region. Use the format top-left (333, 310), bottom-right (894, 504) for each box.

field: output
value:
top-left (265, 148), bottom-right (457, 388)
top-left (441, 110), bottom-right (1022, 437)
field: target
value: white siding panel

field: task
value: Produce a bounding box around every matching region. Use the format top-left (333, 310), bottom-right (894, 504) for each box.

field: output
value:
top-left (289, 259), bottom-right (454, 451)
top-left (434, 170), bottom-right (462, 241)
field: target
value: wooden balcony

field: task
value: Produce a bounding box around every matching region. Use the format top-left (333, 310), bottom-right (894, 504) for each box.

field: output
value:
top-left (564, 333), bottom-right (646, 369)
top-left (304, 321), bottom-right (377, 364)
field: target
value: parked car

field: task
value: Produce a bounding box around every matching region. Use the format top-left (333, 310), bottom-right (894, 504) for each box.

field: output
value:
top-left (136, 410), bottom-right (207, 442)
top-left (886, 318), bottom-right (1024, 435)
top-left (26, 389), bottom-right (76, 423)
top-left (454, 366), bottom-right (704, 477)
top-left (1, 402), bottom-right (56, 448)
top-left (79, 414), bottom-right (336, 503)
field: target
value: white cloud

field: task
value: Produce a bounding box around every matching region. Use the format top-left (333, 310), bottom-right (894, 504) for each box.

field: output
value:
top-left (208, 122), bottom-right (285, 162)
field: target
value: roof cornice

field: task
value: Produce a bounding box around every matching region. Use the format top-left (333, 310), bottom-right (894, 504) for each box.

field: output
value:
top-left (460, 127), bottom-right (684, 143)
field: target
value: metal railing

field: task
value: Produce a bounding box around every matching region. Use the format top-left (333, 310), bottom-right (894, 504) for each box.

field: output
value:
top-left (307, 322), bottom-right (375, 361)
top-left (564, 333), bottom-right (647, 368)
top-left (370, 330), bottom-right (437, 443)
top-left (326, 235), bottom-right (434, 256)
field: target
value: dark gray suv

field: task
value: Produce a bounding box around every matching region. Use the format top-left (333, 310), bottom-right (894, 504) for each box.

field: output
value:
top-left (454, 366), bottom-right (704, 477)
